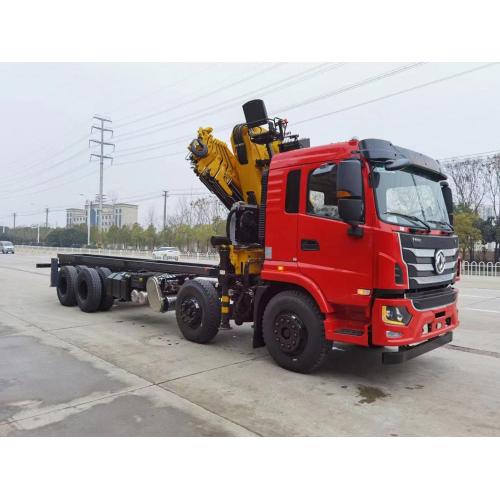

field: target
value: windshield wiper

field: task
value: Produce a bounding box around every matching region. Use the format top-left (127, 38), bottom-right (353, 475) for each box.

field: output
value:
top-left (384, 211), bottom-right (431, 232)
top-left (427, 219), bottom-right (454, 232)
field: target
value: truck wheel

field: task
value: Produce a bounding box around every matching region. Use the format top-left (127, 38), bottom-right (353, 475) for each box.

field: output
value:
top-left (76, 267), bottom-right (103, 313)
top-left (57, 265), bottom-right (78, 306)
top-left (263, 290), bottom-right (332, 373)
top-left (96, 267), bottom-right (115, 311)
top-left (176, 279), bottom-right (221, 343)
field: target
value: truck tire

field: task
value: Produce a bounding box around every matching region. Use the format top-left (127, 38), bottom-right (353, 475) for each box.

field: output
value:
top-left (262, 290), bottom-right (332, 373)
top-left (176, 279), bottom-right (221, 344)
top-left (96, 267), bottom-right (115, 311)
top-left (57, 265), bottom-right (78, 306)
top-left (76, 267), bottom-right (103, 313)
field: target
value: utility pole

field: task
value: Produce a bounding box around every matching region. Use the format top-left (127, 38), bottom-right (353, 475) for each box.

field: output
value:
top-left (163, 190), bottom-right (169, 230)
top-left (45, 208), bottom-right (49, 228)
top-left (90, 116), bottom-right (114, 234)
top-left (13, 212), bottom-right (16, 230)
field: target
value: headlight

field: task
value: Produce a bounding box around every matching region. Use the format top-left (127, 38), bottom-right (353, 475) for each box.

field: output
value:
top-left (382, 305), bottom-right (412, 326)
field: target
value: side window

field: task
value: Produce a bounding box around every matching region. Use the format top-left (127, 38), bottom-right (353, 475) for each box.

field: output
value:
top-left (307, 163), bottom-right (339, 220)
top-left (285, 170), bottom-right (301, 213)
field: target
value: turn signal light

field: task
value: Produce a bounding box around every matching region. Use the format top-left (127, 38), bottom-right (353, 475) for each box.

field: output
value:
top-left (336, 190), bottom-right (352, 199)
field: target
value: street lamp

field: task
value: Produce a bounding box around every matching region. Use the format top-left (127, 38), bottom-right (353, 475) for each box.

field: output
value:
top-left (30, 224), bottom-right (40, 244)
top-left (80, 194), bottom-right (92, 247)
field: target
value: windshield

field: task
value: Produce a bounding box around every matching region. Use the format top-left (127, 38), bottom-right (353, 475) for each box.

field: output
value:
top-left (1, 241), bottom-right (13, 246)
top-left (373, 167), bottom-right (450, 230)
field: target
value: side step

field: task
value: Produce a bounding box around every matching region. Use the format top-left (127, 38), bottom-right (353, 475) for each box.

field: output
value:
top-left (382, 332), bottom-right (453, 364)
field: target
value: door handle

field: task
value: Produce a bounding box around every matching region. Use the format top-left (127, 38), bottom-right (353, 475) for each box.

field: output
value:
top-left (301, 239), bottom-right (320, 251)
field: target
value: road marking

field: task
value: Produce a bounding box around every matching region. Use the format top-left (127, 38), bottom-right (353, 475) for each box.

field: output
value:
top-left (460, 294), bottom-right (500, 299)
top-left (463, 307), bottom-right (500, 314)
top-left (446, 344), bottom-right (500, 359)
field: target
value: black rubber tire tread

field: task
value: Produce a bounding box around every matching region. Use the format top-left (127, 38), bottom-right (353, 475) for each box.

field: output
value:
top-left (263, 290), bottom-right (332, 373)
top-left (96, 267), bottom-right (115, 311)
top-left (76, 267), bottom-right (103, 313)
top-left (175, 278), bottom-right (221, 344)
top-left (56, 265), bottom-right (78, 307)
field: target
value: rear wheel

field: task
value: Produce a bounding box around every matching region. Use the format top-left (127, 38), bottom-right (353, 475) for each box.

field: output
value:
top-left (175, 279), bottom-right (221, 343)
top-left (263, 290), bottom-right (332, 373)
top-left (56, 265), bottom-right (78, 306)
top-left (96, 267), bottom-right (115, 311)
top-left (76, 267), bottom-right (103, 313)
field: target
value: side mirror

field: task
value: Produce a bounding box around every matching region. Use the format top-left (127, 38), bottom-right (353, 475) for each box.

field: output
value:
top-left (337, 160), bottom-right (364, 233)
top-left (441, 183), bottom-right (454, 225)
top-left (338, 198), bottom-right (364, 224)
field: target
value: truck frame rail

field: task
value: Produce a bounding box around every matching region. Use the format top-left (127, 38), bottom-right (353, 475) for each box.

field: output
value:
top-left (37, 253), bottom-right (219, 287)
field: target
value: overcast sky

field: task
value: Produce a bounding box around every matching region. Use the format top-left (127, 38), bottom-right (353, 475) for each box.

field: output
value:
top-left (1, 62), bottom-right (499, 228)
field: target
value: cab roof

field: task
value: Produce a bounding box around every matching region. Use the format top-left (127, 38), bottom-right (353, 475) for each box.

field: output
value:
top-left (271, 140), bottom-right (358, 170)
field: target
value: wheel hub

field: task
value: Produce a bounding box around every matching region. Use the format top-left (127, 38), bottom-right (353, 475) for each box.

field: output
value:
top-left (180, 296), bottom-right (201, 328)
top-left (273, 312), bottom-right (305, 354)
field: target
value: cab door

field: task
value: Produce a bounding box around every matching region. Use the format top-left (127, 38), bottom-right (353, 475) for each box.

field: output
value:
top-left (297, 161), bottom-right (373, 307)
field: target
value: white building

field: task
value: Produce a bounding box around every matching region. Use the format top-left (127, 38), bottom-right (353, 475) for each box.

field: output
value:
top-left (66, 203), bottom-right (138, 230)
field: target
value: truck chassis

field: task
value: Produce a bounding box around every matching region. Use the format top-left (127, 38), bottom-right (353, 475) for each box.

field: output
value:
top-left (38, 250), bottom-right (453, 373)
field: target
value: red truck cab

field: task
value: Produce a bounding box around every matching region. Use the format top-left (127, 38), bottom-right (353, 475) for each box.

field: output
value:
top-left (258, 138), bottom-right (458, 366)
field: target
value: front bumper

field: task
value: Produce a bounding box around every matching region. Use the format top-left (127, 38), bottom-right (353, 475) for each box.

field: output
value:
top-left (372, 295), bottom-right (458, 347)
top-left (382, 331), bottom-right (453, 364)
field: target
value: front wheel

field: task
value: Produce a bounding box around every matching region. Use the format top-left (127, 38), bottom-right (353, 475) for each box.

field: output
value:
top-left (263, 290), bottom-right (332, 373)
top-left (175, 279), bottom-right (221, 343)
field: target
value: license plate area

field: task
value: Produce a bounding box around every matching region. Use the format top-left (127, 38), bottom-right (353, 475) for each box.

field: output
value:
top-left (422, 312), bottom-right (452, 336)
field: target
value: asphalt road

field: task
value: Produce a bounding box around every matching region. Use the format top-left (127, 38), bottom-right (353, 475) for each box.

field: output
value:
top-left (0, 251), bottom-right (499, 436)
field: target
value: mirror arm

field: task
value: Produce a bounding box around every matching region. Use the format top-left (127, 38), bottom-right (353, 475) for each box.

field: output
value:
top-left (347, 224), bottom-right (364, 238)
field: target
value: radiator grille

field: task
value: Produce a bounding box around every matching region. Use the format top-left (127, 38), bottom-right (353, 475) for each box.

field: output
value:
top-left (399, 233), bottom-right (459, 289)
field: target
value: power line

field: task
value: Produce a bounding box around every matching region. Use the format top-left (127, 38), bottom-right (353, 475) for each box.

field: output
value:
top-left (0, 146), bottom-right (90, 191)
top-left (110, 64), bottom-right (220, 122)
top-left (112, 63), bottom-right (344, 144)
top-left (4, 64), bottom-right (498, 205)
top-left (275, 62), bottom-right (425, 114)
top-left (111, 62), bottom-right (426, 155)
top-left (0, 136), bottom-right (89, 185)
top-left (292, 63), bottom-right (499, 126)
top-left (438, 149), bottom-right (500, 162)
top-left (114, 63), bottom-right (285, 130)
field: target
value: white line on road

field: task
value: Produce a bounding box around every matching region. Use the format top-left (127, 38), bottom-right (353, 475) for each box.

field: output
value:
top-left (460, 294), bottom-right (500, 299)
top-left (463, 307), bottom-right (500, 314)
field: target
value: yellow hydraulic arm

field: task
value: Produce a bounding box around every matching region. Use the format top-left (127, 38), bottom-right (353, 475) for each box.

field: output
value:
top-left (186, 100), bottom-right (306, 278)
top-left (187, 123), bottom-right (281, 210)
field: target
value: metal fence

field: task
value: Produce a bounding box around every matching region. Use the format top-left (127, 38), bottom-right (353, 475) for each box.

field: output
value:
top-left (14, 245), bottom-right (219, 262)
top-left (461, 261), bottom-right (500, 277)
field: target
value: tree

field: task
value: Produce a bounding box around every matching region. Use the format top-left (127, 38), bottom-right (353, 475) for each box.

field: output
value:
top-left (130, 223), bottom-right (144, 249)
top-left (46, 227), bottom-right (87, 247)
top-left (144, 224), bottom-right (157, 250)
top-left (478, 216), bottom-right (500, 262)
top-left (484, 154), bottom-right (500, 219)
top-left (454, 208), bottom-right (482, 260)
top-left (444, 157), bottom-right (488, 212)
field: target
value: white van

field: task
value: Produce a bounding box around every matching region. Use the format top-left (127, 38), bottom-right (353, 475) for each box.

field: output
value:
top-left (0, 241), bottom-right (15, 254)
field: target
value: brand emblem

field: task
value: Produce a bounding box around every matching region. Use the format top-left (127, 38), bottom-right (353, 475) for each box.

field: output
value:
top-left (434, 249), bottom-right (446, 275)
